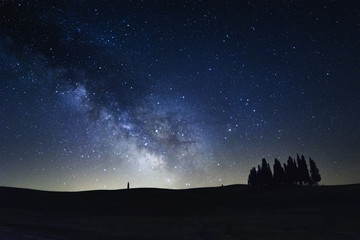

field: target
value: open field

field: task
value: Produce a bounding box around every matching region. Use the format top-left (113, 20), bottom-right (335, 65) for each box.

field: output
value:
top-left (1, 184), bottom-right (359, 239)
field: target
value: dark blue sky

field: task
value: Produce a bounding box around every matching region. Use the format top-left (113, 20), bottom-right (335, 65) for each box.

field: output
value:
top-left (1, 0), bottom-right (359, 190)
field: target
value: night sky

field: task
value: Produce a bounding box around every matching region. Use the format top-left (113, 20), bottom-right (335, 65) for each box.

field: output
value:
top-left (1, 1), bottom-right (359, 191)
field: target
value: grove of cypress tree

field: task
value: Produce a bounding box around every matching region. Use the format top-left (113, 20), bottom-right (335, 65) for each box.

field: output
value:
top-left (247, 155), bottom-right (321, 187)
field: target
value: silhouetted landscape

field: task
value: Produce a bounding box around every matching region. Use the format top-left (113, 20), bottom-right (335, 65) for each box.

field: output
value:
top-left (1, 184), bottom-right (360, 239)
top-left (248, 155), bottom-right (321, 187)
top-left (1, 0), bottom-right (360, 239)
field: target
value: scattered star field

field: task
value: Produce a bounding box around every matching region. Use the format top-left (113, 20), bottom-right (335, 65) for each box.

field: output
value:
top-left (1, 1), bottom-right (359, 191)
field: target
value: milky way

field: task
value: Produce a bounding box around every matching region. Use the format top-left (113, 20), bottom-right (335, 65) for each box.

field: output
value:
top-left (1, 1), bottom-right (359, 190)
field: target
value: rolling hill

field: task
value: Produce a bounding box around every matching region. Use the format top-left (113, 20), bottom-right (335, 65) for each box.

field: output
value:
top-left (1, 184), bottom-right (359, 239)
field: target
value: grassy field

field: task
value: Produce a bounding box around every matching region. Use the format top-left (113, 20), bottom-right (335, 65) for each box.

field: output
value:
top-left (1, 184), bottom-right (359, 239)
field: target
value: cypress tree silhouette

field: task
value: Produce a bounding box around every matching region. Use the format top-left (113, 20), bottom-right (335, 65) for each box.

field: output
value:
top-left (257, 164), bottom-right (262, 185)
top-left (283, 162), bottom-right (289, 185)
top-left (297, 155), bottom-right (311, 185)
top-left (247, 155), bottom-right (321, 187)
top-left (303, 155), bottom-right (312, 185)
top-left (309, 157), bottom-right (321, 185)
top-left (248, 167), bottom-right (257, 186)
top-left (266, 162), bottom-right (273, 185)
top-left (295, 154), bottom-right (302, 184)
top-left (285, 156), bottom-right (298, 185)
top-left (260, 158), bottom-right (272, 186)
top-left (273, 158), bottom-right (285, 185)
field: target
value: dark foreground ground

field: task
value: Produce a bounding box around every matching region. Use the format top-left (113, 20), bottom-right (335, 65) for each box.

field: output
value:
top-left (1, 184), bottom-right (360, 240)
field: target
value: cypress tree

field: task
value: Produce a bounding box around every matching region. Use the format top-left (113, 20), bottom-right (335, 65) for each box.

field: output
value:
top-left (257, 164), bottom-right (262, 185)
top-left (295, 154), bottom-right (302, 184)
top-left (248, 167), bottom-right (257, 186)
top-left (283, 162), bottom-right (290, 185)
top-left (266, 162), bottom-right (273, 185)
top-left (285, 156), bottom-right (298, 185)
top-left (273, 158), bottom-right (285, 185)
top-left (298, 155), bottom-right (311, 185)
top-left (260, 158), bottom-right (272, 185)
top-left (309, 157), bottom-right (321, 185)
